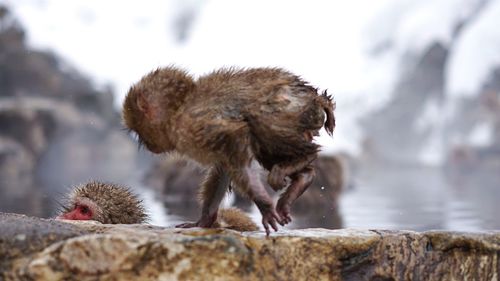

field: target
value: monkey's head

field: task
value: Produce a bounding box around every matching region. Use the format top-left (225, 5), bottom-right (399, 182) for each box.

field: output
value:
top-left (57, 181), bottom-right (148, 224)
top-left (123, 66), bottom-right (196, 153)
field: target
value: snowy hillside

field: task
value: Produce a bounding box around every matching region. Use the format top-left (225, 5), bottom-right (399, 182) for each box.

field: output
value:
top-left (3, 0), bottom-right (500, 164)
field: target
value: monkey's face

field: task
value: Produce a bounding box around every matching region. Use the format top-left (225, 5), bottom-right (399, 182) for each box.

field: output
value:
top-left (57, 197), bottom-right (101, 221)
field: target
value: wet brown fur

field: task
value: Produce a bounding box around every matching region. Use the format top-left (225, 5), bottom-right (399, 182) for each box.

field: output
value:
top-left (123, 67), bottom-right (335, 168)
top-left (62, 181), bottom-right (149, 224)
top-left (214, 207), bottom-right (259, 231)
top-left (123, 66), bottom-right (335, 234)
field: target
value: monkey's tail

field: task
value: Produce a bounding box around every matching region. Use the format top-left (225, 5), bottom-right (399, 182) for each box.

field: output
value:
top-left (319, 90), bottom-right (335, 136)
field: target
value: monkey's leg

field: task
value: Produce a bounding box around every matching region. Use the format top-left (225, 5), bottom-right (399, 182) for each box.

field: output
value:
top-left (268, 153), bottom-right (317, 191)
top-left (176, 165), bottom-right (229, 228)
top-left (231, 167), bottom-right (284, 236)
top-left (276, 165), bottom-right (315, 224)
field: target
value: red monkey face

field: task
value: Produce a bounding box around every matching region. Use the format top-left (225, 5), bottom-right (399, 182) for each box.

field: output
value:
top-left (58, 204), bottom-right (92, 220)
top-left (57, 197), bottom-right (101, 221)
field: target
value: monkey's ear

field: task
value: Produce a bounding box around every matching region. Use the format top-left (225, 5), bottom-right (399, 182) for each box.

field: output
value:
top-left (136, 92), bottom-right (161, 123)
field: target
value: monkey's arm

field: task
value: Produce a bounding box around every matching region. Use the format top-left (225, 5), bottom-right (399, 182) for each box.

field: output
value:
top-left (177, 165), bottom-right (229, 228)
top-left (267, 154), bottom-right (317, 224)
top-left (267, 153), bottom-right (317, 190)
top-left (276, 165), bottom-right (315, 224)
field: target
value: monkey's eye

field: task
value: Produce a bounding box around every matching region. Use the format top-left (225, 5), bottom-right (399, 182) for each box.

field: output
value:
top-left (80, 206), bottom-right (90, 215)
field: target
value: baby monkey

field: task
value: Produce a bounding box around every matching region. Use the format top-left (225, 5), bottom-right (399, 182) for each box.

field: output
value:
top-left (57, 181), bottom-right (258, 231)
top-left (123, 66), bottom-right (335, 235)
top-left (57, 181), bottom-right (148, 224)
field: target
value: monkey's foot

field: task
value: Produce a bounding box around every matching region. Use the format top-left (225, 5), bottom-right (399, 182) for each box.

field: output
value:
top-left (276, 197), bottom-right (292, 225)
top-left (176, 213), bottom-right (217, 228)
top-left (175, 221), bottom-right (215, 228)
top-left (176, 222), bottom-right (199, 228)
top-left (268, 165), bottom-right (287, 191)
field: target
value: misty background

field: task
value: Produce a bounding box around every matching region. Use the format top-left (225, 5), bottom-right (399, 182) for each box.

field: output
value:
top-left (0, 0), bottom-right (499, 231)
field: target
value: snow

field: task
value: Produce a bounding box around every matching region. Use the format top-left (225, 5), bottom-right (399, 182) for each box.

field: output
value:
top-left (4, 0), bottom-right (178, 98)
top-left (467, 122), bottom-right (494, 147)
top-left (415, 98), bottom-right (445, 166)
top-left (139, 187), bottom-right (171, 226)
top-left (419, 128), bottom-right (445, 166)
top-left (366, 0), bottom-right (485, 54)
top-left (415, 98), bottom-right (442, 133)
top-left (447, 0), bottom-right (500, 97)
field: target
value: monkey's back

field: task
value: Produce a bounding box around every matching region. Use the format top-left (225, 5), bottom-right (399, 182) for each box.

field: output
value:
top-left (178, 67), bottom-right (326, 169)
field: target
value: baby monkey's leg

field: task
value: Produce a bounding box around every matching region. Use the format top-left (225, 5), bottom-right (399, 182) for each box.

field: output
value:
top-left (268, 153), bottom-right (317, 191)
top-left (177, 165), bottom-right (229, 228)
top-left (276, 165), bottom-right (315, 224)
top-left (231, 167), bottom-right (284, 236)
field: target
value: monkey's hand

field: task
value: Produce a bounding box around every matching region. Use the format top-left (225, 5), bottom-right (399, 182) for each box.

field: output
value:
top-left (276, 196), bottom-right (292, 225)
top-left (268, 165), bottom-right (287, 191)
top-left (256, 201), bottom-right (284, 236)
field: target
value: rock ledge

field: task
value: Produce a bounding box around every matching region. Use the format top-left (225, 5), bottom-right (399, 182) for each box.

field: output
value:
top-left (1, 212), bottom-right (499, 280)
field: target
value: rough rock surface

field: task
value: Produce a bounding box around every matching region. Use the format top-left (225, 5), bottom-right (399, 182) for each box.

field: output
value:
top-left (1, 212), bottom-right (499, 281)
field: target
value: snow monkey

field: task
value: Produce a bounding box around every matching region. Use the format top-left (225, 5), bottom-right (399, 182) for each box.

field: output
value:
top-left (57, 181), bottom-right (258, 231)
top-left (122, 66), bottom-right (335, 235)
top-left (57, 181), bottom-right (148, 224)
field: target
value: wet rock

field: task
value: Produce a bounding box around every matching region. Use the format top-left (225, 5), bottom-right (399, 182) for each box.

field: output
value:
top-left (0, 137), bottom-right (41, 215)
top-left (1, 212), bottom-right (499, 281)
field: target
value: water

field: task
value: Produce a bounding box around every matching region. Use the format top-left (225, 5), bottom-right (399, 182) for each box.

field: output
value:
top-left (339, 165), bottom-right (499, 231)
top-left (143, 165), bottom-right (500, 231)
